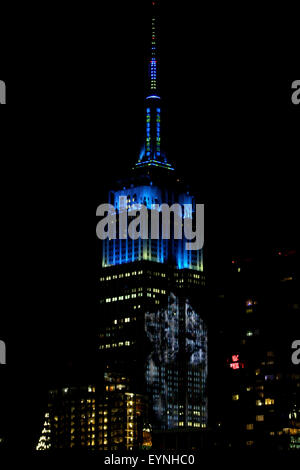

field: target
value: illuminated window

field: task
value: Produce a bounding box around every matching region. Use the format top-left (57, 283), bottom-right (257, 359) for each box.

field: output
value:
top-left (265, 398), bottom-right (275, 406)
top-left (246, 424), bottom-right (254, 430)
top-left (256, 415), bottom-right (264, 422)
top-left (232, 394), bottom-right (239, 401)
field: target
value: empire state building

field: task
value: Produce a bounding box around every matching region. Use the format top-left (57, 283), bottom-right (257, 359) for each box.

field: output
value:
top-left (98, 0), bottom-right (208, 432)
top-left (36, 0), bottom-right (208, 453)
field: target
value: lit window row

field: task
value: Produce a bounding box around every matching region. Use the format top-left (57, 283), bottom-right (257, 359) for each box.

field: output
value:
top-left (106, 294), bottom-right (137, 303)
top-left (256, 398), bottom-right (275, 406)
top-left (113, 317), bottom-right (134, 325)
top-left (100, 341), bottom-right (133, 350)
top-left (100, 271), bottom-right (142, 282)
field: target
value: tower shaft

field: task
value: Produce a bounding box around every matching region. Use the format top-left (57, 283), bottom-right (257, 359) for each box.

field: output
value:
top-left (136, 0), bottom-right (174, 171)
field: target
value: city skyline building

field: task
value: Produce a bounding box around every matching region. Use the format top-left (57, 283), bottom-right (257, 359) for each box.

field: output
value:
top-left (35, 1), bottom-right (208, 452)
top-left (98, 0), bottom-right (208, 432)
top-left (211, 249), bottom-right (300, 451)
top-left (36, 372), bottom-right (149, 452)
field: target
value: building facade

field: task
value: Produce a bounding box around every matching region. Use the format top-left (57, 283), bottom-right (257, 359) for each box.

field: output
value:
top-left (98, 0), bottom-right (208, 433)
top-left (36, 372), bottom-right (149, 452)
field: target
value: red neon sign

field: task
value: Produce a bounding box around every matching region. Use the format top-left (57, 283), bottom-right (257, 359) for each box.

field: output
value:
top-left (229, 354), bottom-right (245, 370)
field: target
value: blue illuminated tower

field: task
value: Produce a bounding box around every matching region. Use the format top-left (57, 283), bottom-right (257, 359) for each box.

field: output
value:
top-left (99, 0), bottom-right (208, 434)
top-left (102, 0), bottom-right (203, 272)
top-left (135, 0), bottom-right (173, 171)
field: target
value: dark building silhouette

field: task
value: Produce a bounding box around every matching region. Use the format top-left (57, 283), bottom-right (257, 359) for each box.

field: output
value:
top-left (211, 249), bottom-right (300, 451)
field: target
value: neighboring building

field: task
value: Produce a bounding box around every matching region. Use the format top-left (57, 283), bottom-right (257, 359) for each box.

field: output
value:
top-left (97, 0), bottom-right (208, 432)
top-left (212, 249), bottom-right (300, 451)
top-left (36, 372), bottom-right (149, 452)
top-left (36, 0), bottom-right (207, 453)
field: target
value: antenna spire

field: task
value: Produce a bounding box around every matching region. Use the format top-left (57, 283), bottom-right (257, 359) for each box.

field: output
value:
top-left (135, 0), bottom-right (174, 171)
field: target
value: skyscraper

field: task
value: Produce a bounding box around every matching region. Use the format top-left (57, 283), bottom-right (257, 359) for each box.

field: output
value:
top-left (98, 0), bottom-right (208, 432)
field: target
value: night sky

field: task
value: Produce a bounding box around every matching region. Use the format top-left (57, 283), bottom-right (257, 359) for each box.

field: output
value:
top-left (0, 0), bottom-right (299, 456)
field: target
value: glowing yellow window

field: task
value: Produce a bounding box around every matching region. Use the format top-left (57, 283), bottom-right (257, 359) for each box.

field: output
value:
top-left (265, 398), bottom-right (275, 406)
